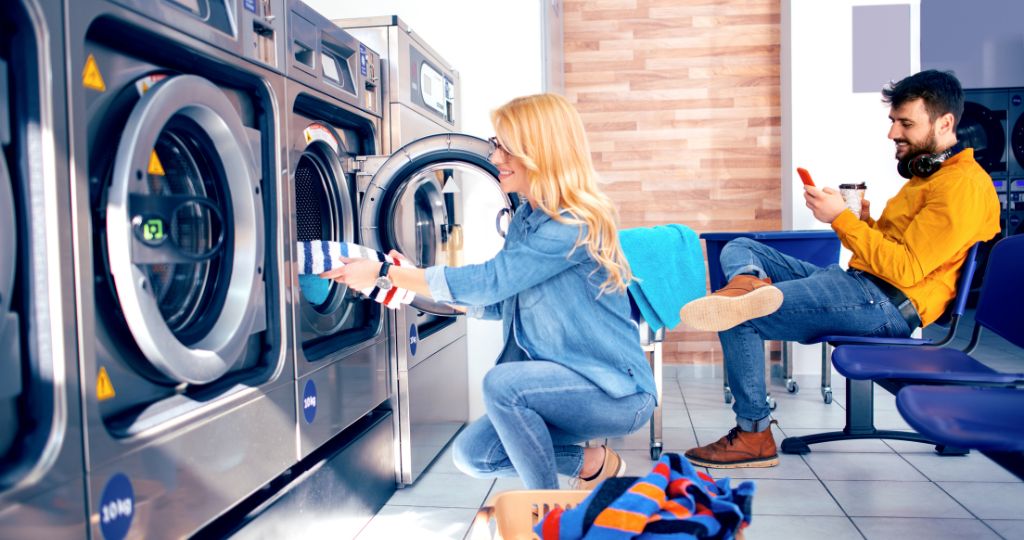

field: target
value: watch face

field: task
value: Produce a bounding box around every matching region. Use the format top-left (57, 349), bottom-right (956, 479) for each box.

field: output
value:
top-left (375, 276), bottom-right (393, 291)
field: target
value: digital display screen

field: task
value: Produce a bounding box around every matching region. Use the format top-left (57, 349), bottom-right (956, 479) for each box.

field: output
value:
top-left (321, 50), bottom-right (355, 94)
top-left (166, 0), bottom-right (205, 17)
top-left (321, 53), bottom-right (340, 83)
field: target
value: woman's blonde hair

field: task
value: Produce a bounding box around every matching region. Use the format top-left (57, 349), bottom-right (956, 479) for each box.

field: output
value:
top-left (491, 93), bottom-right (632, 293)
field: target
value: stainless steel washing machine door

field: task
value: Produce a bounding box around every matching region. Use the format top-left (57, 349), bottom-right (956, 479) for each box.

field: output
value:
top-left (360, 133), bottom-right (513, 316)
top-left (105, 74), bottom-right (265, 385)
top-left (0, 66), bottom-right (18, 461)
top-left (294, 123), bottom-right (359, 335)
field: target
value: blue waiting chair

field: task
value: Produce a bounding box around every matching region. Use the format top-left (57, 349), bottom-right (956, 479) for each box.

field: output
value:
top-left (780, 242), bottom-right (983, 455)
top-left (782, 236), bottom-right (1015, 457)
top-left (897, 387), bottom-right (1024, 479)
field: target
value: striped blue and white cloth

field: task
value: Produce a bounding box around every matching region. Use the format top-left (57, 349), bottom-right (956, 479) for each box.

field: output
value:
top-left (297, 240), bottom-right (416, 309)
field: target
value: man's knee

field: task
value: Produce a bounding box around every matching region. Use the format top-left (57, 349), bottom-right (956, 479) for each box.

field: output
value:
top-left (722, 237), bottom-right (759, 258)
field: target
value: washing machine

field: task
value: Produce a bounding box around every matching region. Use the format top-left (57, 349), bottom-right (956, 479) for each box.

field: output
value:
top-left (283, 0), bottom-right (390, 460)
top-left (336, 16), bottom-right (482, 485)
top-left (66, 1), bottom-right (296, 538)
top-left (0, 1), bottom-right (86, 538)
top-left (1006, 89), bottom-right (1024, 237)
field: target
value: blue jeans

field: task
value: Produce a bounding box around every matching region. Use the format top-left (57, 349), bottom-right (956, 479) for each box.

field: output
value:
top-left (719, 238), bottom-right (913, 432)
top-left (451, 361), bottom-right (656, 489)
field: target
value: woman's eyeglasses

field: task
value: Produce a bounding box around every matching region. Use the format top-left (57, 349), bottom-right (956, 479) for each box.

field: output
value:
top-left (487, 136), bottom-right (508, 157)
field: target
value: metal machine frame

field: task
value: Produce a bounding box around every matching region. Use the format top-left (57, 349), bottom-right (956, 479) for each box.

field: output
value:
top-left (0, 1), bottom-right (86, 536)
top-left (66, 1), bottom-right (297, 537)
top-left (339, 15), bottom-right (470, 487)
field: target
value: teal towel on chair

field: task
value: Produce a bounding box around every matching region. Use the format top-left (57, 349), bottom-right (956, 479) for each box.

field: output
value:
top-left (620, 224), bottom-right (706, 332)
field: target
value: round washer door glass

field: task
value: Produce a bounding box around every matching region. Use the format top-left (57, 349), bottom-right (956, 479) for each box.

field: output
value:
top-left (361, 134), bottom-right (513, 315)
top-left (105, 75), bottom-right (265, 385)
top-left (957, 101), bottom-right (1007, 173)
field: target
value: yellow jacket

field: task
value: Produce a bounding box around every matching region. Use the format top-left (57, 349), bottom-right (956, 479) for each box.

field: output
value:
top-left (830, 148), bottom-right (1001, 326)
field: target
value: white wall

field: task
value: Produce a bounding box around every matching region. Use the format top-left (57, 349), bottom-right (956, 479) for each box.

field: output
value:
top-left (305, 0), bottom-right (545, 418)
top-left (783, 0), bottom-right (921, 374)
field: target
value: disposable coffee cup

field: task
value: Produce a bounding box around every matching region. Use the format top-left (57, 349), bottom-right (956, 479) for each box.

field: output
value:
top-left (839, 182), bottom-right (867, 214)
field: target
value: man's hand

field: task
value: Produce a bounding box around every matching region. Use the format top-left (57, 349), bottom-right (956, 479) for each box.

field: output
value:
top-left (803, 185), bottom-right (848, 223)
top-left (859, 198), bottom-right (872, 221)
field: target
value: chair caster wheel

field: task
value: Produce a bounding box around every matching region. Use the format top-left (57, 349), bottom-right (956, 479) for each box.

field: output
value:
top-left (786, 380), bottom-right (799, 393)
top-left (766, 396), bottom-right (777, 410)
top-left (650, 446), bottom-right (663, 460)
top-left (724, 390), bottom-right (733, 404)
top-left (823, 390), bottom-right (833, 404)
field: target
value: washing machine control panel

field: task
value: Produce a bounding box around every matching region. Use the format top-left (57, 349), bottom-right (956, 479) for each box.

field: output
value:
top-left (409, 44), bottom-right (455, 126)
top-left (285, 1), bottom-right (381, 116)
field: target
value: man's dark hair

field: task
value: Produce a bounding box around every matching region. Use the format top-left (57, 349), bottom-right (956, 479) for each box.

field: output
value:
top-left (882, 70), bottom-right (965, 128)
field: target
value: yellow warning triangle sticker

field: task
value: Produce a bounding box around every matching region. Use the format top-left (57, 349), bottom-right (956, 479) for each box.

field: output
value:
top-left (148, 150), bottom-right (165, 176)
top-left (82, 54), bottom-right (106, 92)
top-left (97, 366), bottom-right (116, 401)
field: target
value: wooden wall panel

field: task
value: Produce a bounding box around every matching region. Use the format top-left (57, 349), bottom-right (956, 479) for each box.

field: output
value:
top-left (564, 0), bottom-right (782, 364)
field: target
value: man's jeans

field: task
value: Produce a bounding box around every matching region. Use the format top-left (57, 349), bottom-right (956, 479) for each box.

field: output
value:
top-left (451, 360), bottom-right (656, 490)
top-left (719, 237), bottom-right (913, 432)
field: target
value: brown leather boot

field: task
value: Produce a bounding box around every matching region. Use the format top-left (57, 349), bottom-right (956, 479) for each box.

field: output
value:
top-left (684, 425), bottom-right (779, 468)
top-left (678, 274), bottom-right (783, 332)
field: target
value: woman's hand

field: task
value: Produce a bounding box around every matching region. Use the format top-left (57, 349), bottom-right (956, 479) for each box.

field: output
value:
top-left (320, 257), bottom-right (381, 291)
top-left (387, 249), bottom-right (411, 264)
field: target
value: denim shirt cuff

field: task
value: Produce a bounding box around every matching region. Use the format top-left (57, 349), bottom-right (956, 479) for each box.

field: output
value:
top-left (425, 266), bottom-right (455, 303)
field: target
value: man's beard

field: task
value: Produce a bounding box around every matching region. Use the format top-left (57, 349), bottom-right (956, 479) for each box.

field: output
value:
top-left (895, 126), bottom-right (939, 160)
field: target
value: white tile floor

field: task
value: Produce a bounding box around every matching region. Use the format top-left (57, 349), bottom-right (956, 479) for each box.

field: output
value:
top-left (352, 315), bottom-right (1024, 539)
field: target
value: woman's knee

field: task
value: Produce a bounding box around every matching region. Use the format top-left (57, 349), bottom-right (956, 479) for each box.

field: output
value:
top-left (481, 364), bottom-right (519, 407)
top-left (451, 427), bottom-right (497, 478)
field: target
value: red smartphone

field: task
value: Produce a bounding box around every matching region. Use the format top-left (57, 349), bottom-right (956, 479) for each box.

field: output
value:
top-left (796, 167), bottom-right (816, 188)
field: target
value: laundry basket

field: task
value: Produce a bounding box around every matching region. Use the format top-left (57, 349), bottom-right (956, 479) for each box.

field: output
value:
top-left (470, 490), bottom-right (589, 540)
top-left (470, 488), bottom-right (749, 540)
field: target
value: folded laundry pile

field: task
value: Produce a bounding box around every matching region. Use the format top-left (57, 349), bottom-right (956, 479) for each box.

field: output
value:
top-left (536, 453), bottom-right (754, 539)
top-left (296, 240), bottom-right (416, 309)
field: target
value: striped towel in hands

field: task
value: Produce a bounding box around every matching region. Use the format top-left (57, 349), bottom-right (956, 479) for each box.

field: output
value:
top-left (297, 240), bottom-right (416, 309)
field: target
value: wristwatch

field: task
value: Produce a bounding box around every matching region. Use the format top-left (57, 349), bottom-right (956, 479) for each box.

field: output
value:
top-left (375, 261), bottom-right (393, 291)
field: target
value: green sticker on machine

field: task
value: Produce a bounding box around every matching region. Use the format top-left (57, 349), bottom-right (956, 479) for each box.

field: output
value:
top-left (143, 218), bottom-right (164, 242)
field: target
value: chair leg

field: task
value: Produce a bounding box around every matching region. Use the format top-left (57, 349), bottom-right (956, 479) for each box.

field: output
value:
top-left (723, 362), bottom-right (732, 404)
top-left (649, 340), bottom-right (663, 460)
top-left (820, 342), bottom-right (833, 404)
top-left (783, 342), bottom-right (799, 394)
top-left (780, 379), bottom-right (969, 456)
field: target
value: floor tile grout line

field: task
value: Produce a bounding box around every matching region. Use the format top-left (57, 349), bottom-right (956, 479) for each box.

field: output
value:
top-left (891, 444), bottom-right (1020, 534)
top-left (925, 475), bottom-right (1009, 538)
top-left (792, 438), bottom-right (868, 539)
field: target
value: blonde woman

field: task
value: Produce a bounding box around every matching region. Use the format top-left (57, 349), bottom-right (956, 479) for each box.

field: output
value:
top-left (323, 94), bottom-right (656, 490)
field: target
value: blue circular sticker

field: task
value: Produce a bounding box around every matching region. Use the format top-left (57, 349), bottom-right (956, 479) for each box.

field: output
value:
top-left (99, 473), bottom-right (134, 540)
top-left (302, 379), bottom-right (317, 424)
top-left (408, 324), bottom-right (418, 357)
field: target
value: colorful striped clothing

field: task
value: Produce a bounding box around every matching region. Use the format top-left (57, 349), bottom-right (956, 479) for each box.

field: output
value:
top-left (536, 453), bottom-right (754, 539)
top-left (297, 241), bottom-right (415, 309)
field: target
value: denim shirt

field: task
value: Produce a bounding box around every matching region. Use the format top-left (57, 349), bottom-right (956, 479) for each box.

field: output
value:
top-left (424, 203), bottom-right (656, 401)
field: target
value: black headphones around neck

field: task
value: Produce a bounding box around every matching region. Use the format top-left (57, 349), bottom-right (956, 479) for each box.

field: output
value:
top-left (897, 142), bottom-right (965, 179)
